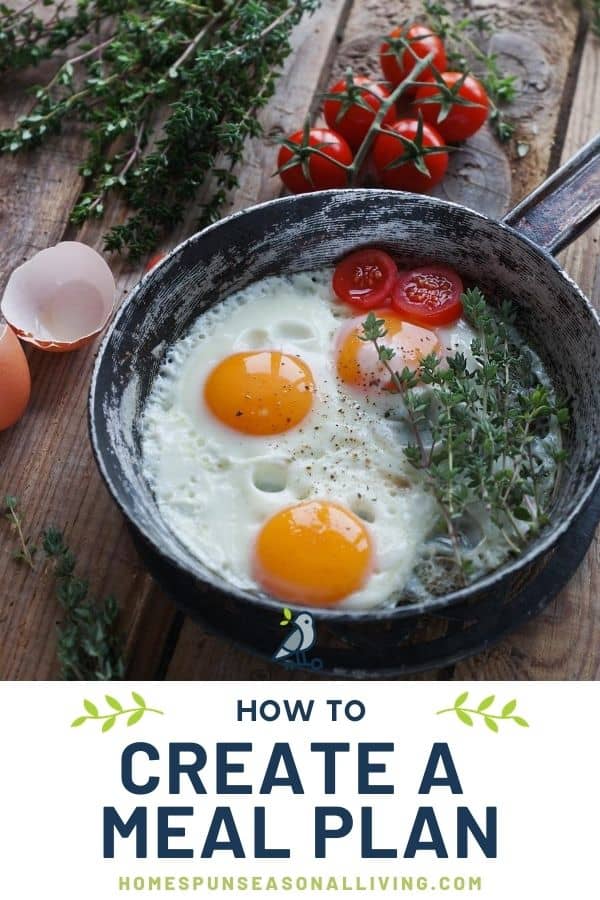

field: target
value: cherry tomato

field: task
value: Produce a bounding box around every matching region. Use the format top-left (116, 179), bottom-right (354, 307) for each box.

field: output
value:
top-left (323, 76), bottom-right (396, 151)
top-left (372, 118), bottom-right (448, 193)
top-left (380, 25), bottom-right (447, 96)
top-left (277, 128), bottom-right (353, 193)
top-left (145, 252), bottom-right (166, 272)
top-left (414, 72), bottom-right (489, 142)
top-left (392, 265), bottom-right (463, 326)
top-left (333, 248), bottom-right (398, 310)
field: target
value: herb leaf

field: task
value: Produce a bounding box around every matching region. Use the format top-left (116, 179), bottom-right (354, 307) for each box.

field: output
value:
top-left (361, 287), bottom-right (568, 590)
top-left (43, 528), bottom-right (126, 680)
top-left (0, 0), bottom-right (319, 258)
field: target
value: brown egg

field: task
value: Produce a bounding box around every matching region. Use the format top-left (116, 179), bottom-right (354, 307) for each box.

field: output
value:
top-left (0, 323), bottom-right (31, 430)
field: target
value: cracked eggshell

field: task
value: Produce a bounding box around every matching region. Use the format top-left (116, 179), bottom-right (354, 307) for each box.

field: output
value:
top-left (0, 241), bottom-right (116, 352)
top-left (0, 322), bottom-right (31, 430)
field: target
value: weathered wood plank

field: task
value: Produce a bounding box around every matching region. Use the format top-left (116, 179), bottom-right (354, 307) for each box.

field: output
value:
top-left (0, 0), bottom-right (351, 679)
top-left (327, 0), bottom-right (579, 206)
top-left (454, 24), bottom-right (600, 681)
top-left (0, 0), bottom-right (589, 682)
top-left (166, 0), bottom-right (582, 681)
top-left (0, 67), bottom-right (83, 275)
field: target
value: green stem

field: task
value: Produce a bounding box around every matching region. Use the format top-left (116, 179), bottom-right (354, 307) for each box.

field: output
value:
top-left (6, 506), bottom-right (35, 569)
top-left (437, 707), bottom-right (511, 720)
top-left (169, 0), bottom-right (235, 72)
top-left (84, 707), bottom-right (164, 720)
top-left (372, 338), bottom-right (466, 583)
top-left (348, 49), bottom-right (436, 181)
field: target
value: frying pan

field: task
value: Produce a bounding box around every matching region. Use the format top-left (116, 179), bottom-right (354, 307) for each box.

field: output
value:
top-left (89, 133), bottom-right (600, 677)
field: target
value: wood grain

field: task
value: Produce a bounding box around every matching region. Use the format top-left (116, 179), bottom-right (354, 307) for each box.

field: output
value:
top-left (166, 0), bottom-right (585, 681)
top-left (454, 24), bottom-right (600, 681)
top-left (0, 0), bottom-right (594, 682)
top-left (0, 0), bottom-right (352, 679)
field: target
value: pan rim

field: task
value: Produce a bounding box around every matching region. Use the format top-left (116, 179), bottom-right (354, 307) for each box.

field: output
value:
top-left (88, 187), bottom-right (600, 623)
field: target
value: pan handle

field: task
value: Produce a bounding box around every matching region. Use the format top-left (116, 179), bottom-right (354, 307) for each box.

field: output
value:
top-left (502, 132), bottom-right (600, 255)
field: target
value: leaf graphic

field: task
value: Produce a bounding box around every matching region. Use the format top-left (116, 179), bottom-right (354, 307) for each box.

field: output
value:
top-left (131, 692), bottom-right (146, 708)
top-left (437, 694), bottom-right (529, 733)
top-left (283, 607), bottom-right (292, 620)
top-left (513, 716), bottom-right (529, 728)
top-left (105, 695), bottom-right (123, 712)
top-left (280, 619), bottom-right (288, 626)
top-left (71, 694), bottom-right (162, 731)
top-left (478, 695), bottom-right (495, 712)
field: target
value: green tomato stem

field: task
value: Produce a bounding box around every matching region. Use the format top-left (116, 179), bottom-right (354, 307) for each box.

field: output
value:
top-left (348, 49), bottom-right (436, 183)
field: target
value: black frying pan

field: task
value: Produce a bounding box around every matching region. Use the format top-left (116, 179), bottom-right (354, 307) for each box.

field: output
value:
top-left (89, 134), bottom-right (600, 677)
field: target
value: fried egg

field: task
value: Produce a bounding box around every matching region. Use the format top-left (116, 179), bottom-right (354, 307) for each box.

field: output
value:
top-left (142, 270), bottom-right (478, 610)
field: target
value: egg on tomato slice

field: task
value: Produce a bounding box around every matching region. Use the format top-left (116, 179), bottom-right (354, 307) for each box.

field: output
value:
top-left (336, 309), bottom-right (441, 392)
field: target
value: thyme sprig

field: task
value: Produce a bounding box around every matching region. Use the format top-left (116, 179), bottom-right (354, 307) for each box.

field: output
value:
top-left (423, 1), bottom-right (518, 141)
top-left (361, 289), bottom-right (568, 586)
top-left (1, 500), bottom-right (127, 678)
top-left (0, 0), bottom-right (318, 257)
top-left (43, 527), bottom-right (126, 680)
top-left (2, 495), bottom-right (36, 568)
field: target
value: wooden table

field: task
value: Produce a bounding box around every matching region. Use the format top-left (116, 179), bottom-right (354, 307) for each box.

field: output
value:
top-left (1, 0), bottom-right (599, 680)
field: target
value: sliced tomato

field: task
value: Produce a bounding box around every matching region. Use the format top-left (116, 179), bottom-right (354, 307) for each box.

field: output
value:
top-left (393, 265), bottom-right (463, 325)
top-left (333, 248), bottom-right (398, 310)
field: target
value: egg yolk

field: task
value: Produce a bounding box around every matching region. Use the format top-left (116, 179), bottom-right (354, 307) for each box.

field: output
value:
top-left (204, 351), bottom-right (315, 435)
top-left (253, 500), bottom-right (373, 606)
top-left (336, 310), bottom-right (440, 391)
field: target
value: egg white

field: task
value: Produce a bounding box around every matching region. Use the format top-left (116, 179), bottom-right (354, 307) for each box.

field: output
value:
top-left (142, 269), bottom-right (478, 610)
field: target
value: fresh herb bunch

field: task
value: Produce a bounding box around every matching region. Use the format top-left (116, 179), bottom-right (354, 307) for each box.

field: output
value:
top-left (0, 0), bottom-right (116, 72)
top-left (423, 1), bottom-right (518, 141)
top-left (361, 289), bottom-right (568, 586)
top-left (43, 527), bottom-right (126, 679)
top-left (0, 0), bottom-right (318, 257)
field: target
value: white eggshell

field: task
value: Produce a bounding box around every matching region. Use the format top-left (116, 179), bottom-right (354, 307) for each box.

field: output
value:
top-left (0, 241), bottom-right (115, 352)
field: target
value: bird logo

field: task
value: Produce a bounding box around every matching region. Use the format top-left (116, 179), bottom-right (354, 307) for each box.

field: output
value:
top-left (273, 609), bottom-right (323, 670)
